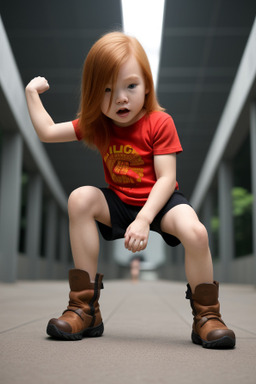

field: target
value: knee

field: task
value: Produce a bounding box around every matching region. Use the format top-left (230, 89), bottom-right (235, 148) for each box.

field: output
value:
top-left (187, 222), bottom-right (209, 250)
top-left (68, 186), bottom-right (97, 220)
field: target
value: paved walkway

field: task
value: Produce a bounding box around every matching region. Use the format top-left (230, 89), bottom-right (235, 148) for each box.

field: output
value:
top-left (1, 279), bottom-right (256, 384)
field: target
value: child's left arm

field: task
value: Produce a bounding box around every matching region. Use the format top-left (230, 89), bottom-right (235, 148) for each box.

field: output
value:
top-left (124, 153), bottom-right (177, 253)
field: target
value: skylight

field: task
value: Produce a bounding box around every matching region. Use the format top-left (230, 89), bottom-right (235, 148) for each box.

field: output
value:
top-left (121, 0), bottom-right (165, 89)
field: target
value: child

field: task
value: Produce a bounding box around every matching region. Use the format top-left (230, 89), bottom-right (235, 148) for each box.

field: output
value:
top-left (25, 31), bottom-right (235, 349)
top-left (130, 255), bottom-right (144, 282)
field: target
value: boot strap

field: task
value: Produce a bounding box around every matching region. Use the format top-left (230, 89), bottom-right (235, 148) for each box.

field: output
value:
top-left (198, 316), bottom-right (226, 328)
top-left (87, 280), bottom-right (104, 290)
top-left (185, 284), bottom-right (192, 299)
top-left (62, 308), bottom-right (84, 320)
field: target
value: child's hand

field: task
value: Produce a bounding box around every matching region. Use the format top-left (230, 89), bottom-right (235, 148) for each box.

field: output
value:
top-left (26, 76), bottom-right (50, 94)
top-left (124, 217), bottom-right (149, 253)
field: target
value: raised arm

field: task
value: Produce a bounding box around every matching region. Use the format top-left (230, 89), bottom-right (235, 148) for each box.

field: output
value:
top-left (25, 76), bottom-right (78, 143)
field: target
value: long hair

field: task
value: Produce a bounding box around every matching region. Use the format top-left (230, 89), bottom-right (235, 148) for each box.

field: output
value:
top-left (78, 31), bottom-right (164, 150)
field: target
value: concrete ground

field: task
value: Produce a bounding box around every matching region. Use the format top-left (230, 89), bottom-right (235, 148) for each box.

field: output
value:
top-left (1, 279), bottom-right (256, 384)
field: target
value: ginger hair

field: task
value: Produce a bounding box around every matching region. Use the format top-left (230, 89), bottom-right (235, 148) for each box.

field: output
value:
top-left (77, 31), bottom-right (164, 150)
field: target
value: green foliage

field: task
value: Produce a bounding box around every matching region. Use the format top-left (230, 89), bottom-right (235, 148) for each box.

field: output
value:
top-left (232, 187), bottom-right (253, 257)
top-left (232, 187), bottom-right (253, 216)
top-left (211, 216), bottom-right (219, 232)
top-left (211, 187), bottom-right (253, 258)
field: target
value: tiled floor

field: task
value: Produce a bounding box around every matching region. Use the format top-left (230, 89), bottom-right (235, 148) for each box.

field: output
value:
top-left (1, 279), bottom-right (256, 384)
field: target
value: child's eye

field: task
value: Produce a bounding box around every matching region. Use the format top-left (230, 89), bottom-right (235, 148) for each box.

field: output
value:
top-left (105, 87), bottom-right (111, 93)
top-left (128, 83), bottom-right (137, 89)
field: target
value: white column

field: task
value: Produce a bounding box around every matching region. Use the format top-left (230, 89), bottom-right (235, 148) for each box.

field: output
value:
top-left (26, 174), bottom-right (43, 279)
top-left (176, 244), bottom-right (186, 281)
top-left (201, 191), bottom-right (214, 251)
top-left (45, 199), bottom-right (58, 279)
top-left (218, 161), bottom-right (234, 282)
top-left (250, 102), bottom-right (256, 286)
top-left (59, 214), bottom-right (69, 266)
top-left (0, 133), bottom-right (23, 282)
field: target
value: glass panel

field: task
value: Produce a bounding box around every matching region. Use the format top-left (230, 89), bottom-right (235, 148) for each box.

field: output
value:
top-left (233, 135), bottom-right (253, 257)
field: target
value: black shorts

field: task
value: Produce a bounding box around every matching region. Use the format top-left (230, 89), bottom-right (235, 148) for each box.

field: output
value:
top-left (96, 188), bottom-right (191, 247)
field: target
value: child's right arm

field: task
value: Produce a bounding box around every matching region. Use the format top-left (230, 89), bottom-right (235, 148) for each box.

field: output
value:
top-left (25, 76), bottom-right (78, 143)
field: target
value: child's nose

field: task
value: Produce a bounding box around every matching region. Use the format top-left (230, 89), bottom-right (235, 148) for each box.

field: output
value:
top-left (116, 91), bottom-right (128, 104)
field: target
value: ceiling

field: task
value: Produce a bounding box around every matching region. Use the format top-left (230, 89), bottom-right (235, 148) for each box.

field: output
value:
top-left (1, 0), bottom-right (256, 200)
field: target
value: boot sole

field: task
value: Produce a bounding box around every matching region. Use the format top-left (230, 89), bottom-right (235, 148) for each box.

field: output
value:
top-left (46, 322), bottom-right (104, 341)
top-left (192, 331), bottom-right (235, 349)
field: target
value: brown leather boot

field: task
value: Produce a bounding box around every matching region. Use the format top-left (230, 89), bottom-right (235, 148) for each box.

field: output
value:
top-left (47, 269), bottom-right (104, 340)
top-left (186, 281), bottom-right (236, 349)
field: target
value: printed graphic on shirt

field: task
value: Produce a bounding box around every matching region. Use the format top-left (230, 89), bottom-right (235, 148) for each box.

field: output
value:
top-left (104, 144), bottom-right (144, 185)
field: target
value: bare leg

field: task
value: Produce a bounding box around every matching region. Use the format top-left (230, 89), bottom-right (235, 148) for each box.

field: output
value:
top-left (68, 186), bottom-right (111, 281)
top-left (161, 204), bottom-right (213, 292)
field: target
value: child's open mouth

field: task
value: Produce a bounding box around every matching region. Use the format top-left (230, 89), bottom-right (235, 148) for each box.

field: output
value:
top-left (117, 108), bottom-right (130, 116)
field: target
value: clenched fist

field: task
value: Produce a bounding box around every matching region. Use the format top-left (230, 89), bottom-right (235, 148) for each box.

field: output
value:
top-left (26, 76), bottom-right (50, 94)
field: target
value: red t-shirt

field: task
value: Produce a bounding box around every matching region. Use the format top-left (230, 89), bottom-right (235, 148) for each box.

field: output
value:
top-left (72, 111), bottom-right (182, 206)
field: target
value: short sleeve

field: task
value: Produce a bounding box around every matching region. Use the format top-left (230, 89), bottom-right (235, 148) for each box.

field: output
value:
top-left (72, 119), bottom-right (83, 141)
top-left (152, 115), bottom-right (183, 155)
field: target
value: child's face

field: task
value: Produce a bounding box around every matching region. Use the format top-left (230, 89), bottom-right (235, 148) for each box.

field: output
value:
top-left (101, 55), bottom-right (148, 127)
